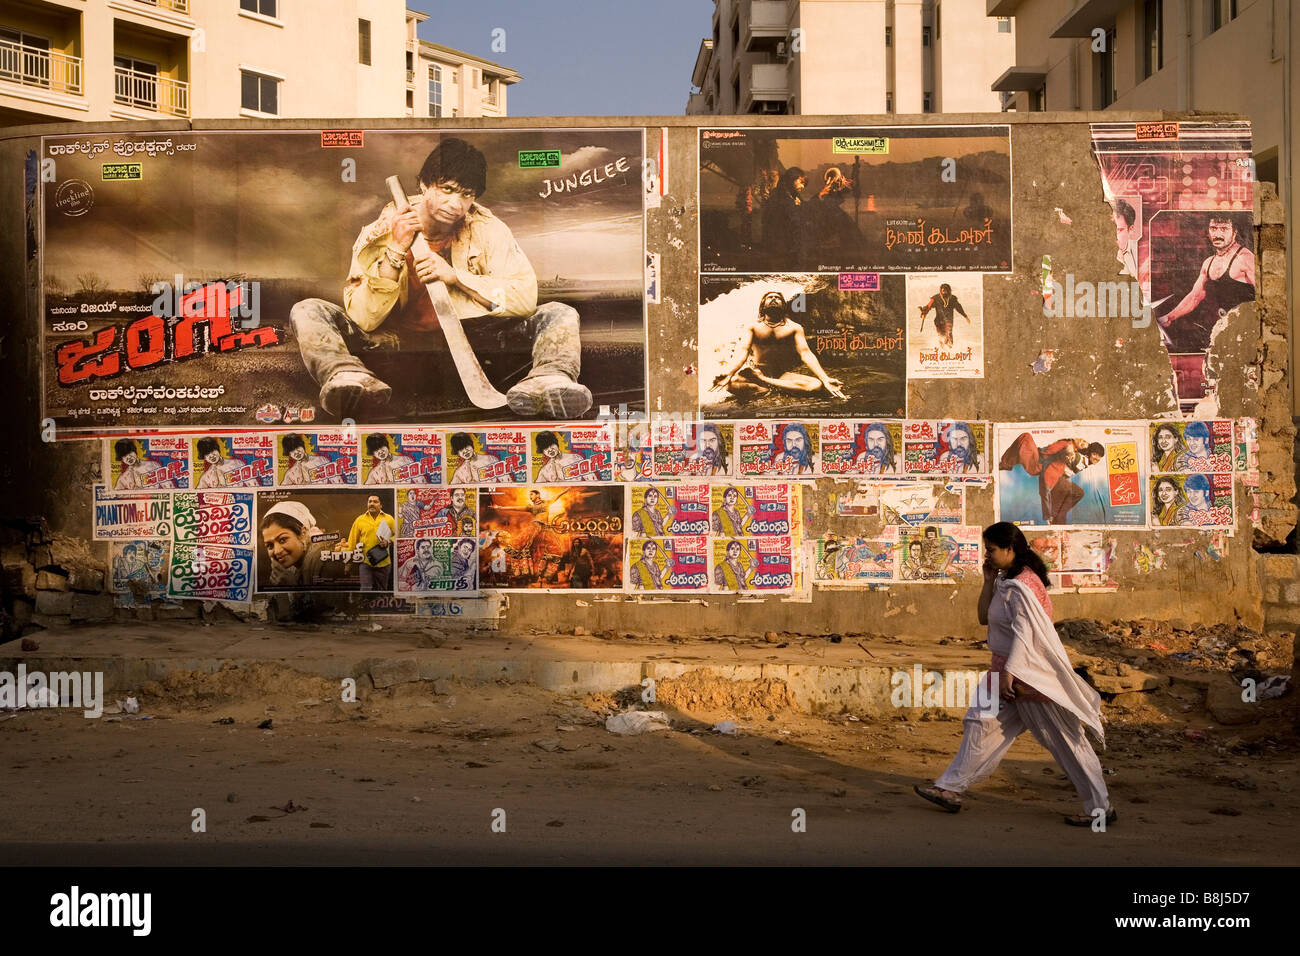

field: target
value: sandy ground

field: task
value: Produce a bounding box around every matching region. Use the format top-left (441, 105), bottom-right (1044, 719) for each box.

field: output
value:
top-left (0, 630), bottom-right (1296, 866)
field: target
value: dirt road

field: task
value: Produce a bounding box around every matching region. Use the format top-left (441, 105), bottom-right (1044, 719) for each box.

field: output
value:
top-left (1, 652), bottom-right (1295, 866)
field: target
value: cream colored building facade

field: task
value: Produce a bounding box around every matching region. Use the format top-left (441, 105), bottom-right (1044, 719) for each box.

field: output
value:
top-left (412, 41), bottom-right (518, 119)
top-left (0, 1), bottom-right (516, 124)
top-left (687, 0), bottom-right (1016, 115)
top-left (991, 0), bottom-right (1297, 410)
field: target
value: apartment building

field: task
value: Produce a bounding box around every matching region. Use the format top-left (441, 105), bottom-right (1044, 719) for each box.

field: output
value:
top-left (687, 0), bottom-right (1016, 115)
top-left (0, 1), bottom-right (517, 124)
top-left (991, 0), bottom-right (1297, 409)
top-left (412, 40), bottom-right (518, 119)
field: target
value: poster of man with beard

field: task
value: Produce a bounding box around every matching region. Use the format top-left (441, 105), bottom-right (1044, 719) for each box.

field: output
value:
top-left (40, 129), bottom-right (647, 434)
top-left (700, 275), bottom-right (906, 420)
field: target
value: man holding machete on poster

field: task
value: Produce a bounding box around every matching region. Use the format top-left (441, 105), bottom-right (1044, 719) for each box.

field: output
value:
top-left (291, 138), bottom-right (591, 420)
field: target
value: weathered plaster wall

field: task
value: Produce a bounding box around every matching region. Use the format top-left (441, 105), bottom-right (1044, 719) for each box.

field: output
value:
top-left (0, 113), bottom-right (1293, 642)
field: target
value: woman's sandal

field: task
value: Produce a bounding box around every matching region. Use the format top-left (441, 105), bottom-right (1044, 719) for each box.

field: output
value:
top-left (1064, 807), bottom-right (1118, 827)
top-left (914, 784), bottom-right (963, 813)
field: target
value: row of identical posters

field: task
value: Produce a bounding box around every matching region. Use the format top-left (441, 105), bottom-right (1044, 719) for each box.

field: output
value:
top-left (99, 420), bottom-right (995, 490)
top-left (41, 129), bottom-right (647, 436)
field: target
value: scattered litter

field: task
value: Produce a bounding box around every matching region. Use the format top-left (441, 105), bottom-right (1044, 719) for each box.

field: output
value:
top-left (257, 718), bottom-right (274, 730)
top-left (213, 717), bottom-right (235, 725)
top-left (605, 710), bottom-right (671, 735)
top-left (1170, 651), bottom-right (1197, 662)
top-left (847, 715), bottom-right (861, 722)
top-left (712, 721), bottom-right (739, 735)
top-left (1258, 675), bottom-right (1290, 699)
top-left (1147, 642), bottom-right (1168, 651)
top-left (1183, 729), bottom-right (1207, 741)
top-left (367, 623), bottom-right (382, 632)
top-left (1054, 207), bottom-right (1073, 225)
top-left (274, 800), bottom-right (307, 814)
top-left (122, 697), bottom-right (140, 715)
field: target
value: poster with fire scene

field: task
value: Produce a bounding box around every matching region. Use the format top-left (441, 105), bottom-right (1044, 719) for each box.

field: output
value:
top-left (477, 485), bottom-right (624, 591)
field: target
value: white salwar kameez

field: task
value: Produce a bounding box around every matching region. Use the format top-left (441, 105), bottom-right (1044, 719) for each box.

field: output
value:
top-left (934, 572), bottom-right (1110, 815)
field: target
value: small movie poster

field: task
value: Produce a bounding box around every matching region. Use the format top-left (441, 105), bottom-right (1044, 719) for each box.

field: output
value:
top-left (396, 487), bottom-right (477, 538)
top-left (167, 542), bottom-right (253, 603)
top-left (814, 533), bottom-right (897, 586)
top-left (627, 483), bottom-right (712, 537)
top-left (1147, 420), bottom-right (1234, 473)
top-left (275, 431), bottom-right (358, 487)
top-left (110, 539), bottom-right (170, 606)
top-left (444, 429), bottom-right (528, 485)
top-left (995, 423), bottom-right (1147, 529)
top-left (394, 537), bottom-right (478, 594)
top-left (611, 420), bottom-right (654, 481)
top-left (104, 436), bottom-right (190, 492)
top-left (172, 491), bottom-right (255, 547)
top-left (735, 421), bottom-right (820, 477)
top-left (854, 480), bottom-right (965, 526)
top-left (819, 420), bottom-right (905, 476)
top-left (478, 485), bottom-right (624, 591)
top-left (530, 426), bottom-right (614, 483)
top-left (902, 420), bottom-right (990, 476)
top-left (895, 525), bottom-right (982, 583)
top-left (360, 429), bottom-right (443, 486)
top-left (625, 536), bottom-right (710, 593)
top-left (1149, 473), bottom-right (1234, 529)
top-left (92, 484), bottom-right (173, 539)
top-left (255, 488), bottom-right (396, 593)
top-left (650, 421), bottom-right (734, 479)
top-left (710, 536), bottom-right (794, 594)
top-left (905, 273), bottom-right (984, 378)
top-left (190, 434), bottom-right (275, 488)
top-left (709, 483), bottom-right (791, 537)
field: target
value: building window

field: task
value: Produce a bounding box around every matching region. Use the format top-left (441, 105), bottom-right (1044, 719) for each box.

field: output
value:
top-left (997, 17), bottom-right (1011, 33)
top-left (885, 26), bottom-right (892, 47)
top-left (885, 91), bottom-right (893, 113)
top-left (1230, 0), bottom-right (1238, 17)
top-left (922, 27), bottom-right (930, 47)
top-left (240, 69), bottom-right (278, 114)
top-left (1098, 27), bottom-right (1117, 106)
top-left (240, 0), bottom-right (277, 17)
top-left (1143, 0), bottom-right (1163, 77)
top-left (922, 91), bottom-right (932, 112)
top-left (1032, 86), bottom-right (1046, 111)
top-left (0, 28), bottom-right (52, 88)
top-left (114, 55), bottom-right (158, 109)
top-left (358, 19), bottom-right (371, 65)
top-left (935, 5), bottom-right (940, 37)
top-left (428, 65), bottom-right (442, 117)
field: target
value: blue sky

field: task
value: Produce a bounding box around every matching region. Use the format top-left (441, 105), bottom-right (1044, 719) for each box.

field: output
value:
top-left (405, 0), bottom-right (708, 116)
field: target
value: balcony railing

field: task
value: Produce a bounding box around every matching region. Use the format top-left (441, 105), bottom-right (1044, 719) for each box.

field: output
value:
top-left (114, 66), bottom-right (189, 116)
top-left (132, 0), bottom-right (192, 13)
top-left (0, 39), bottom-right (82, 95)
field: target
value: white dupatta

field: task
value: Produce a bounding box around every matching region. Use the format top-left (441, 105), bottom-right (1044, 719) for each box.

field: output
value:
top-left (999, 576), bottom-right (1106, 746)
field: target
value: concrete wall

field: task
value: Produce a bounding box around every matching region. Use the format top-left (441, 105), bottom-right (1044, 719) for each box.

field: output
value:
top-left (0, 111), bottom-right (1294, 643)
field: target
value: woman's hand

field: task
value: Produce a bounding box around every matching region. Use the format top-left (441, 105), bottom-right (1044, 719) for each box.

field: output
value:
top-left (982, 558), bottom-right (999, 583)
top-left (999, 671), bottom-right (1017, 701)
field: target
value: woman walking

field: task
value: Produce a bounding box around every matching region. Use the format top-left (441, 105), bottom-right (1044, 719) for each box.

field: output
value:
top-left (914, 522), bottom-right (1115, 826)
